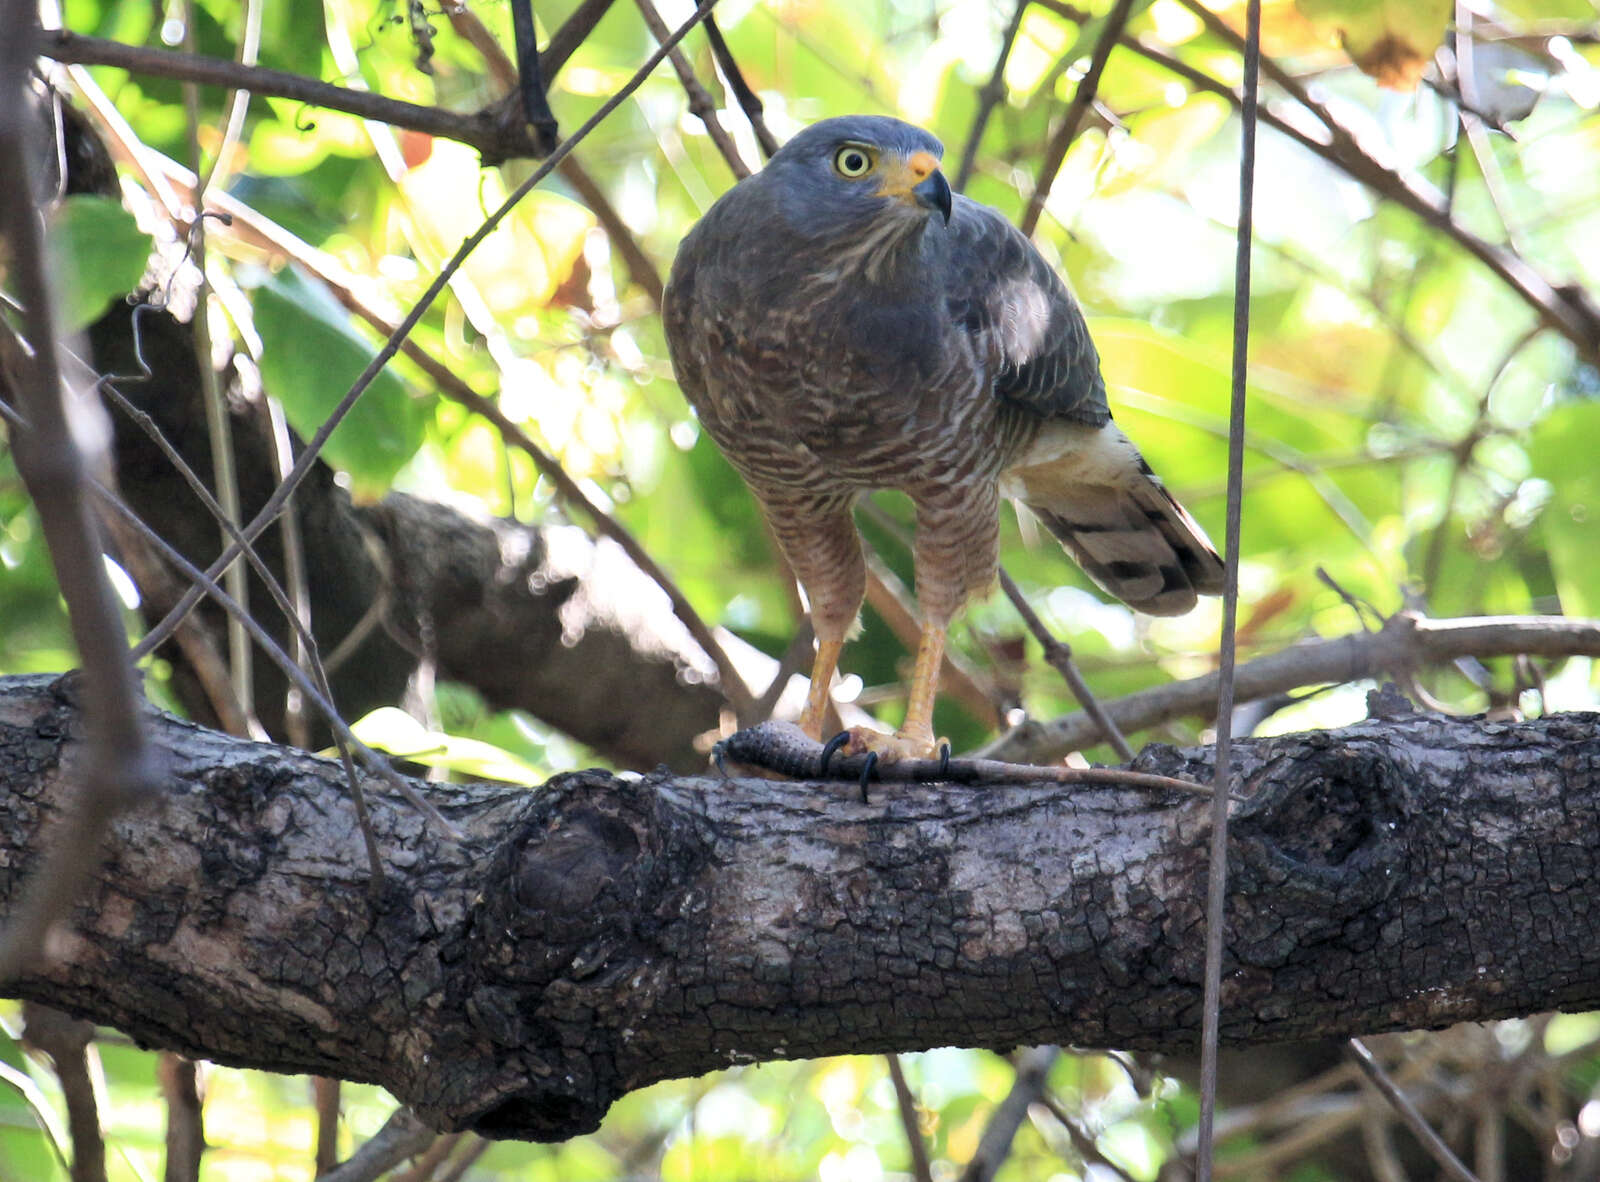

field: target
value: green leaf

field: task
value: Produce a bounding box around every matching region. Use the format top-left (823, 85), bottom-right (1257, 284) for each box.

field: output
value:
top-left (345, 706), bottom-right (543, 784)
top-left (1527, 400), bottom-right (1600, 617)
top-left (46, 196), bottom-right (150, 333)
top-left (251, 265), bottom-right (427, 499)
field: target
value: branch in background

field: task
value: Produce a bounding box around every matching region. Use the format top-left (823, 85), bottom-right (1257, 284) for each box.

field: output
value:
top-left (443, 4), bottom-right (668, 307)
top-left (998, 568), bottom-right (1133, 760)
top-left (634, 0), bottom-right (752, 179)
top-left (981, 612), bottom-right (1600, 763)
top-left (954, 0), bottom-right (1028, 193)
top-left (884, 1055), bottom-right (934, 1182)
top-left (0, 14), bottom-right (156, 982)
top-left (1019, 0), bottom-right (1138, 236)
top-left (960, 1047), bottom-right (1060, 1182)
top-left (38, 29), bottom-right (552, 164)
top-left (318, 1107), bottom-right (435, 1182)
top-left (703, 15), bottom-right (780, 159)
top-left (158, 1053), bottom-right (204, 1182)
top-left (21, 1005), bottom-right (106, 1182)
top-left (508, 0), bottom-right (559, 153)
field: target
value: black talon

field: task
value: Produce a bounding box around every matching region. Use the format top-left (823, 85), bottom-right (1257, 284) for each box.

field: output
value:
top-left (819, 731), bottom-right (850, 775)
top-left (938, 741), bottom-right (951, 778)
top-left (713, 743), bottom-right (729, 778)
top-left (858, 750), bottom-right (878, 803)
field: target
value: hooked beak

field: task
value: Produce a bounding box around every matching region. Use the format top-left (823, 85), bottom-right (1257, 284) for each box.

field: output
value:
top-left (878, 149), bottom-right (952, 224)
top-left (914, 168), bottom-right (952, 225)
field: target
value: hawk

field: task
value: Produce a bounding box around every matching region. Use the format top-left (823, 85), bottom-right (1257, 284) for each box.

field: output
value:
top-left (664, 115), bottom-right (1223, 761)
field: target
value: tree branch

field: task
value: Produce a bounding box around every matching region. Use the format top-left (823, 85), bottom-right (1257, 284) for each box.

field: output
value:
top-left (38, 29), bottom-right (552, 165)
top-left (3, 674), bottom-right (1598, 1141)
top-left (981, 612), bottom-right (1600, 762)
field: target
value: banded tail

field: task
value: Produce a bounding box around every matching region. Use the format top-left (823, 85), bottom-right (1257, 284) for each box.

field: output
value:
top-left (1003, 422), bottom-right (1225, 616)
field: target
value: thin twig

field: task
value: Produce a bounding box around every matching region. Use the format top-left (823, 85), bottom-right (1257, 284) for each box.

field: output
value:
top-left (997, 568), bottom-right (1133, 760)
top-left (182, 0), bottom-right (257, 734)
top-left (1037, 1092), bottom-right (1133, 1180)
top-left (196, 0), bottom-right (263, 193)
top-left (1019, 0), bottom-right (1137, 236)
top-left (1196, 2), bottom-right (1259, 1175)
top-left (1347, 1038), bottom-right (1481, 1182)
top-left (954, 0), bottom-right (1028, 193)
top-left (38, 29), bottom-right (551, 163)
top-left (0, 15), bottom-right (157, 982)
top-left (884, 1055), bottom-right (934, 1182)
top-left (703, 15), bottom-right (779, 159)
top-left (979, 612), bottom-right (1600, 763)
top-left (634, 0), bottom-right (751, 179)
top-left (442, 4), bottom-right (668, 306)
top-left (508, 0), bottom-right (559, 152)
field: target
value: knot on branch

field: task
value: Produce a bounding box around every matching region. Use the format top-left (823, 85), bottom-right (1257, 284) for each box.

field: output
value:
top-left (453, 770), bottom-right (711, 1140)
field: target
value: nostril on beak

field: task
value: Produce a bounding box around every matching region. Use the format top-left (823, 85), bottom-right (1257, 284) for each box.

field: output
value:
top-left (908, 151), bottom-right (938, 181)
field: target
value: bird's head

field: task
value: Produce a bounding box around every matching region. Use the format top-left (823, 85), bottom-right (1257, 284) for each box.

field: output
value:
top-left (765, 116), bottom-right (953, 236)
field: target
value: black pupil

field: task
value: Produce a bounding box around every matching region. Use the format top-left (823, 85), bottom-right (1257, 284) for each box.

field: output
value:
top-left (842, 151), bottom-right (865, 173)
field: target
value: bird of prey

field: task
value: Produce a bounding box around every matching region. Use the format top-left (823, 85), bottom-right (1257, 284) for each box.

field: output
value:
top-left (664, 115), bottom-right (1223, 762)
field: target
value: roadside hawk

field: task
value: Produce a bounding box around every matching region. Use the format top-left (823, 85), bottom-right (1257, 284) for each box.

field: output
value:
top-left (664, 115), bottom-right (1224, 761)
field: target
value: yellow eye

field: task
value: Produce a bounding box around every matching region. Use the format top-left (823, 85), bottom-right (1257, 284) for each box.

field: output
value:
top-left (833, 145), bottom-right (875, 178)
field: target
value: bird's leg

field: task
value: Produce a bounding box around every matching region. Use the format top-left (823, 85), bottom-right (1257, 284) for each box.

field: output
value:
top-left (797, 637), bottom-right (844, 740)
top-left (895, 620), bottom-right (946, 754)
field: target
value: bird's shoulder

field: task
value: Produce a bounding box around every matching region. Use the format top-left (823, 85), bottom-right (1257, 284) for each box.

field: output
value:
top-left (943, 196), bottom-right (1110, 427)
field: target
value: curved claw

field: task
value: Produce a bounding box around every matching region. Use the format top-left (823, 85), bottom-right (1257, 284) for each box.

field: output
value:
top-left (937, 741), bottom-right (951, 779)
top-left (858, 750), bottom-right (879, 803)
top-left (713, 743), bottom-right (729, 779)
top-left (818, 730), bottom-right (850, 775)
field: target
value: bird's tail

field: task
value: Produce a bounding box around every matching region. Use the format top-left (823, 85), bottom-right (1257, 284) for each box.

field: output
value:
top-left (1006, 423), bottom-right (1225, 617)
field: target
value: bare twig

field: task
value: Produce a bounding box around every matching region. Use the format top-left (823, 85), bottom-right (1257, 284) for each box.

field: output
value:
top-left (1019, 0), bottom-right (1137, 236)
top-left (979, 612), bottom-right (1600, 763)
top-left (960, 1046), bottom-right (1060, 1182)
top-left (0, 15), bottom-right (156, 981)
top-left (1197, 3), bottom-right (1259, 1172)
top-left (634, 0), bottom-right (751, 179)
top-left (197, 0), bottom-right (262, 194)
top-left (884, 1055), bottom-right (934, 1182)
top-left (21, 1004), bottom-right (106, 1182)
top-left (997, 568), bottom-right (1133, 760)
top-left (391, 1132), bottom-right (462, 1182)
top-left (1347, 1038), bottom-right (1481, 1182)
top-left (703, 15), bottom-right (779, 159)
top-left (954, 0), bottom-right (1028, 193)
top-left (38, 29), bottom-right (551, 163)
top-left (1037, 1092), bottom-right (1133, 1180)
top-left (182, 1), bottom-right (257, 734)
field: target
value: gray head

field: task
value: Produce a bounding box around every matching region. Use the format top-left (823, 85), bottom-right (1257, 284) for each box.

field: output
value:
top-left (761, 115), bottom-right (953, 238)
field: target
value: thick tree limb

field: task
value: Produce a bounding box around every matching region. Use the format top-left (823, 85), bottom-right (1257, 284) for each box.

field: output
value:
top-left (2, 674), bottom-right (1598, 1142)
top-left (982, 613), bottom-right (1600, 762)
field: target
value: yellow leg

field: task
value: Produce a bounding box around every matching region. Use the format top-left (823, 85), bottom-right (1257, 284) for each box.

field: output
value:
top-left (797, 637), bottom-right (844, 740)
top-left (897, 623), bottom-right (946, 750)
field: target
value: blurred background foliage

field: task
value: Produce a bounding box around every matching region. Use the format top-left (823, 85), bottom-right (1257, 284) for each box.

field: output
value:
top-left (4, 0), bottom-right (1600, 1176)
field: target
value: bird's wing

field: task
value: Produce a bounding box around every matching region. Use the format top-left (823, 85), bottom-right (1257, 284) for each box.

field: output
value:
top-left (944, 196), bottom-right (1110, 427)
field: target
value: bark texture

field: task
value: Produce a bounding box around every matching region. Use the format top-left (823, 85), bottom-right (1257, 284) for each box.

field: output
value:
top-left (2, 673), bottom-right (1597, 1141)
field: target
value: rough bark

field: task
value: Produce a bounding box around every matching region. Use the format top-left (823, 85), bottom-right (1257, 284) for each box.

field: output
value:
top-left (2, 674), bottom-right (1597, 1141)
